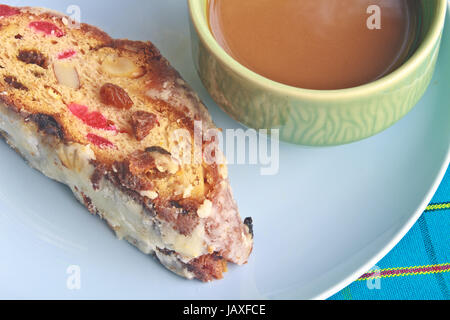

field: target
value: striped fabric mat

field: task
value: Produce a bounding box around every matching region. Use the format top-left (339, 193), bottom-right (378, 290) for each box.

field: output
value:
top-left (330, 165), bottom-right (450, 300)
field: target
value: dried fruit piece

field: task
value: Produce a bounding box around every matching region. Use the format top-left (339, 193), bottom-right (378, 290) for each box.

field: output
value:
top-left (129, 150), bottom-right (156, 175)
top-left (53, 61), bottom-right (80, 89)
top-left (145, 146), bottom-right (171, 156)
top-left (0, 5), bottom-right (20, 17)
top-left (29, 21), bottom-right (65, 37)
top-left (17, 49), bottom-right (48, 68)
top-left (58, 49), bottom-right (76, 60)
top-left (4, 76), bottom-right (28, 91)
top-left (131, 111), bottom-right (159, 141)
top-left (244, 218), bottom-right (254, 237)
top-left (101, 55), bottom-right (145, 78)
top-left (128, 147), bottom-right (178, 177)
top-left (112, 161), bottom-right (153, 191)
top-left (33, 71), bottom-right (44, 78)
top-left (26, 113), bottom-right (64, 140)
top-left (68, 103), bottom-right (116, 131)
top-left (100, 83), bottom-right (133, 109)
top-left (87, 134), bottom-right (115, 149)
top-left (129, 147), bottom-right (179, 175)
top-left (188, 255), bottom-right (228, 282)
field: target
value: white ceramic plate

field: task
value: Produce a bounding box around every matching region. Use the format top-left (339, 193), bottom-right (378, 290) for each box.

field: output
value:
top-left (0, 0), bottom-right (449, 300)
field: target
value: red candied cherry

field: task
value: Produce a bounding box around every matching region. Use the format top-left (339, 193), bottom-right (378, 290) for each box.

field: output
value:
top-left (29, 21), bottom-right (65, 37)
top-left (0, 5), bottom-right (20, 17)
top-left (87, 134), bottom-right (115, 149)
top-left (58, 49), bottom-right (76, 60)
top-left (68, 103), bottom-right (116, 131)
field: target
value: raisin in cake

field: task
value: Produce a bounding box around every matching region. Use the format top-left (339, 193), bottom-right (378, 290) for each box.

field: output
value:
top-left (0, 5), bottom-right (253, 281)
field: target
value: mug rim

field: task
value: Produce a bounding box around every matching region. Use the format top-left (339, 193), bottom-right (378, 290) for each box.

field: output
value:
top-left (188, 0), bottom-right (448, 101)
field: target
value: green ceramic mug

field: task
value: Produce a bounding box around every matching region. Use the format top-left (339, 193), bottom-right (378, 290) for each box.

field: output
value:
top-left (188, 0), bottom-right (448, 146)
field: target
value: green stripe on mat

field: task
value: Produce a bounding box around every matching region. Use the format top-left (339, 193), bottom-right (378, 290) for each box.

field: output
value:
top-left (425, 202), bottom-right (450, 212)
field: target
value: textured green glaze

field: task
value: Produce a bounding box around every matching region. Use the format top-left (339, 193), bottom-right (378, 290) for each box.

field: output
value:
top-left (188, 0), bottom-right (447, 146)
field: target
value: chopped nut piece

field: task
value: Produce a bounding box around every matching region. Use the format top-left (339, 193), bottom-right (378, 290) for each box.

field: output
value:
top-left (45, 86), bottom-right (62, 100)
top-left (140, 190), bottom-right (159, 200)
top-left (183, 184), bottom-right (194, 199)
top-left (101, 55), bottom-right (145, 78)
top-left (53, 61), bottom-right (80, 89)
top-left (197, 199), bottom-right (213, 218)
top-left (155, 158), bottom-right (179, 174)
top-left (57, 143), bottom-right (92, 172)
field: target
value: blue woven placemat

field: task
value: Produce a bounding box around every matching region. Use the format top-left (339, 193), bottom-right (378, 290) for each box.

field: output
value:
top-left (330, 165), bottom-right (450, 300)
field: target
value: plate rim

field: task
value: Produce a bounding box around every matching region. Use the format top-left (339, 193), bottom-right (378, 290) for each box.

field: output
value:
top-left (315, 155), bottom-right (450, 300)
top-left (314, 5), bottom-right (450, 300)
top-left (0, 1), bottom-right (448, 300)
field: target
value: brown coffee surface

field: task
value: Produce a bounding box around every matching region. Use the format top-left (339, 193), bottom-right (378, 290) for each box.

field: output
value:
top-left (209, 0), bottom-right (415, 90)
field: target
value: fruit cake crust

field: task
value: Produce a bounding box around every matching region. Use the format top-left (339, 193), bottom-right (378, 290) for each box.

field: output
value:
top-left (0, 5), bottom-right (253, 281)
